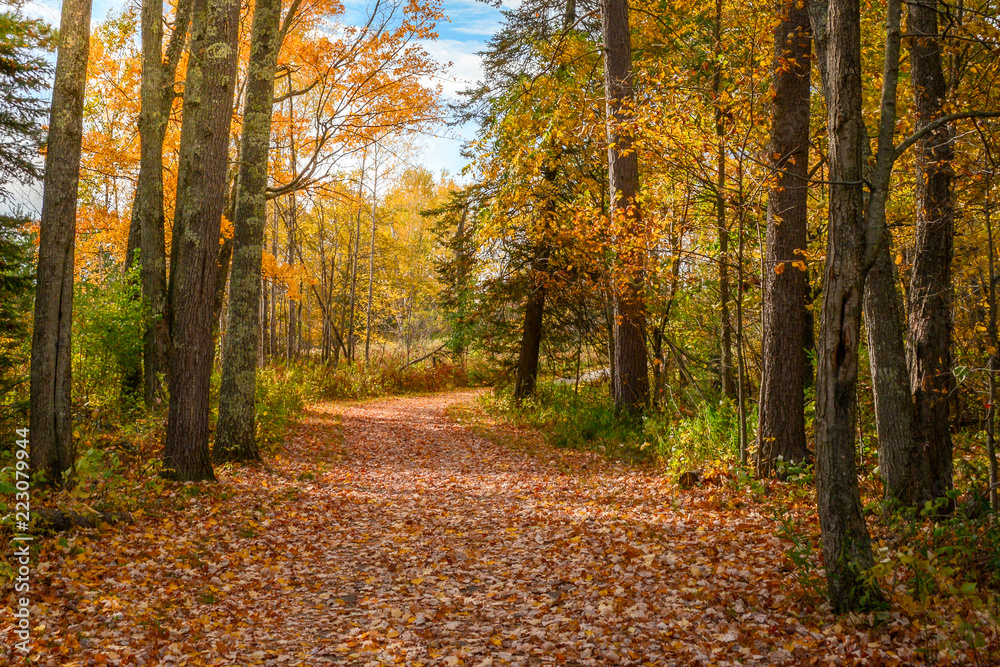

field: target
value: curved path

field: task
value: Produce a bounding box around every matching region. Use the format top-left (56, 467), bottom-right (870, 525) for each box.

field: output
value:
top-left (10, 390), bottom-right (926, 666)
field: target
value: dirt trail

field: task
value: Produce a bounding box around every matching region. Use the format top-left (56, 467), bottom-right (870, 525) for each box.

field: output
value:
top-left (9, 390), bottom-right (919, 666)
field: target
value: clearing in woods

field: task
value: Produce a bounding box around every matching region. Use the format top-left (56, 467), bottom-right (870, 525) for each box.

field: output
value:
top-left (20, 391), bottom-right (929, 665)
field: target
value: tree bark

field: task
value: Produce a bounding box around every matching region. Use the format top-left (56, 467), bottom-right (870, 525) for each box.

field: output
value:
top-left (164, 0), bottom-right (241, 481)
top-left (215, 0), bottom-right (283, 463)
top-left (126, 0), bottom-right (194, 408)
top-left (602, 0), bottom-right (648, 416)
top-left (365, 141), bottom-right (379, 364)
top-left (348, 150), bottom-right (367, 364)
top-left (713, 0), bottom-right (735, 401)
top-left (986, 169), bottom-right (999, 512)
top-left (864, 242), bottom-right (923, 501)
top-left (513, 249), bottom-right (547, 400)
top-left (808, 0), bottom-right (880, 611)
top-left (757, 0), bottom-right (811, 476)
top-left (29, 0), bottom-right (92, 484)
top-left (905, 0), bottom-right (955, 507)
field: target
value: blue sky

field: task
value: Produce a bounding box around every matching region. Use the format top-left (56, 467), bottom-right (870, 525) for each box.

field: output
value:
top-left (24, 0), bottom-right (504, 182)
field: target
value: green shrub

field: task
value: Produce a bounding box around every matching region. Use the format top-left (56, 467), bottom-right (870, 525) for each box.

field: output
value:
top-left (72, 260), bottom-right (145, 415)
top-left (644, 400), bottom-right (748, 472)
top-left (255, 365), bottom-right (314, 453)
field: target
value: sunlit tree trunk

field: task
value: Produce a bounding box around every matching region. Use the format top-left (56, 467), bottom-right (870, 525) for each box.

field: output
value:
top-left (713, 0), bottom-right (735, 401)
top-left (29, 0), bottom-right (92, 483)
top-left (602, 0), bottom-right (648, 416)
top-left (757, 0), bottom-right (811, 476)
top-left (348, 150), bottom-right (367, 363)
top-left (365, 141), bottom-right (379, 364)
top-left (215, 0), bottom-right (283, 463)
top-left (164, 0), bottom-right (241, 481)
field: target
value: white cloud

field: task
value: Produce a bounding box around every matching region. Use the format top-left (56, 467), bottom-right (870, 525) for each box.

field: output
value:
top-left (421, 38), bottom-right (485, 98)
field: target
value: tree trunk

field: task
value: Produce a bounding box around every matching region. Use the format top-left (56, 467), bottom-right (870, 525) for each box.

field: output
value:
top-left (513, 250), bottom-right (547, 400)
top-left (808, 0), bottom-right (879, 612)
top-left (127, 0), bottom-right (193, 408)
top-left (270, 211), bottom-right (278, 357)
top-left (757, 0), bottom-right (811, 476)
top-left (164, 0), bottom-right (241, 482)
top-left (285, 211), bottom-right (297, 362)
top-left (602, 0), bottom-right (648, 416)
top-left (713, 0), bottom-right (735, 401)
top-left (214, 0), bottom-right (282, 463)
top-left (29, 0), bottom-right (92, 484)
top-left (864, 243), bottom-right (922, 501)
top-left (348, 150), bottom-right (367, 364)
top-left (905, 0), bottom-right (955, 507)
top-left (365, 141), bottom-right (379, 364)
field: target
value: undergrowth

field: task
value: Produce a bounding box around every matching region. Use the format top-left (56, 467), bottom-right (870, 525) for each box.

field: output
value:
top-left (483, 378), bottom-right (1000, 655)
top-left (482, 380), bottom-right (748, 472)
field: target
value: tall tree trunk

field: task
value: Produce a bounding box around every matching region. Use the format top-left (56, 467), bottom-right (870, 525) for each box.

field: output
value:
top-left (985, 171), bottom-right (1000, 511)
top-left (808, 0), bottom-right (879, 612)
top-left (164, 0), bottom-right (241, 482)
top-left (270, 211), bottom-right (278, 358)
top-left (905, 0), bottom-right (955, 507)
top-left (757, 0), bottom-right (811, 476)
top-left (852, 0), bottom-right (921, 506)
top-left (29, 0), bottom-right (92, 484)
top-left (348, 150), bottom-right (367, 364)
top-left (285, 208), bottom-right (297, 362)
top-left (713, 0), bottom-right (735, 401)
top-left (864, 244), bottom-right (922, 501)
top-left (602, 0), bottom-right (648, 416)
top-left (215, 0), bottom-right (282, 463)
top-left (126, 0), bottom-right (193, 408)
top-left (365, 141), bottom-right (379, 364)
top-left (284, 82), bottom-right (299, 363)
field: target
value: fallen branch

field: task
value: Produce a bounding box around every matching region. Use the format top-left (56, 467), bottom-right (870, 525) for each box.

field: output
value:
top-left (33, 508), bottom-right (134, 532)
top-left (398, 343), bottom-right (448, 371)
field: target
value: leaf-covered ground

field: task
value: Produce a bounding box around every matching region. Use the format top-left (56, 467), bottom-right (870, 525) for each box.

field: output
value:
top-left (4, 390), bottom-right (998, 665)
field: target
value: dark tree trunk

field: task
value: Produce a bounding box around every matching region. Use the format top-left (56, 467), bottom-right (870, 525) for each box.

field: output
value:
top-left (757, 0), bottom-right (811, 476)
top-left (164, 0), bottom-right (241, 482)
top-left (215, 0), bottom-right (282, 463)
top-left (986, 176), bottom-right (999, 511)
top-left (602, 0), bottom-right (648, 416)
top-left (126, 0), bottom-right (193, 408)
top-left (29, 0), bottom-right (92, 484)
top-left (808, 0), bottom-right (879, 612)
top-left (513, 252), bottom-right (547, 400)
top-left (905, 0), bottom-right (955, 507)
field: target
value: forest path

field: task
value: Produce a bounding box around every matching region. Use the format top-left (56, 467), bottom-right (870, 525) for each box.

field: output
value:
top-left (18, 390), bottom-right (913, 666)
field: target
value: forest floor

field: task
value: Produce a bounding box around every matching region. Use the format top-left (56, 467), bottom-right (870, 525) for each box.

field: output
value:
top-left (5, 390), bottom-right (996, 666)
